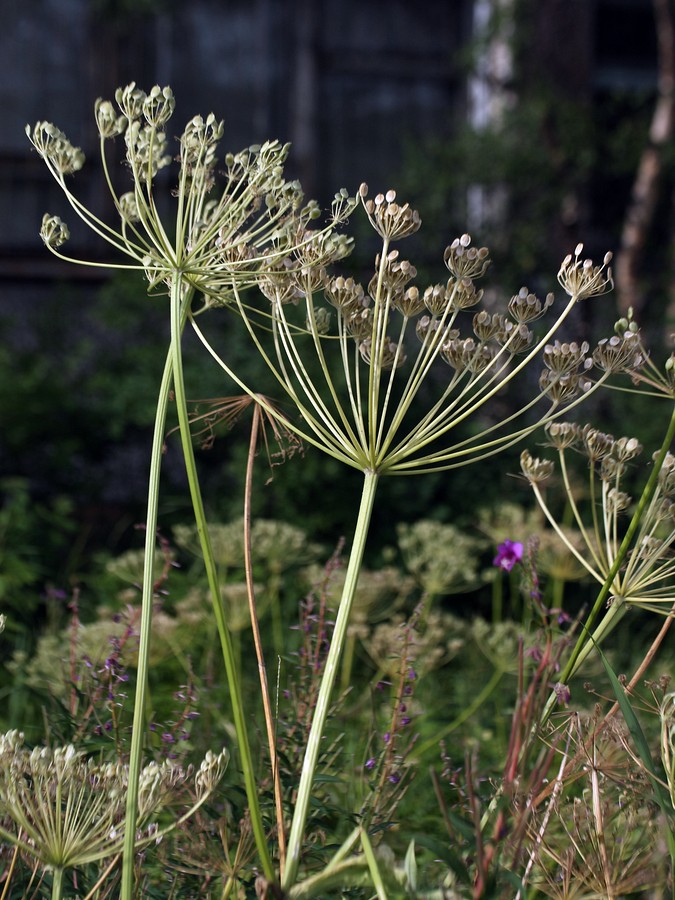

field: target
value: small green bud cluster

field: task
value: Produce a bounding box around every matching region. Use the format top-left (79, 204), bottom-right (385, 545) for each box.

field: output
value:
top-left (40, 213), bottom-right (70, 249)
top-left (95, 99), bottom-right (125, 138)
top-left (26, 121), bottom-right (84, 175)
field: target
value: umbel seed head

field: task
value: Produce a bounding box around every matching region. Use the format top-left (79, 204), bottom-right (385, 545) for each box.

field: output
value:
top-left (520, 450), bottom-right (554, 484)
top-left (359, 184), bottom-right (421, 241)
top-left (558, 244), bottom-right (613, 301)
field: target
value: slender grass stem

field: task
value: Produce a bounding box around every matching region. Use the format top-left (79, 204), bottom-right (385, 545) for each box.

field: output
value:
top-left (120, 343), bottom-right (174, 899)
top-left (168, 276), bottom-right (275, 884)
top-left (282, 469), bottom-right (379, 890)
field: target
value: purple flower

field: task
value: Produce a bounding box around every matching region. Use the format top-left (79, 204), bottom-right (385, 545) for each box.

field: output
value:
top-left (365, 757), bottom-right (376, 769)
top-left (493, 540), bottom-right (524, 572)
top-left (553, 681), bottom-right (571, 706)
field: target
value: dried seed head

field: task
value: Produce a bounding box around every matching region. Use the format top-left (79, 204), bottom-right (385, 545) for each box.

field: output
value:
top-left (545, 421), bottom-right (580, 450)
top-left (310, 307), bottom-right (332, 335)
top-left (498, 321), bottom-right (534, 354)
top-left (448, 276), bottom-right (484, 310)
top-left (443, 235), bottom-right (490, 280)
top-left (394, 285), bottom-right (426, 317)
top-left (423, 283), bottom-right (450, 316)
top-left (416, 315), bottom-right (457, 345)
top-left (520, 449), bottom-right (554, 484)
top-left (606, 487), bottom-right (631, 514)
top-left (359, 336), bottom-right (406, 369)
top-left (441, 336), bottom-right (474, 372)
top-left (543, 340), bottom-right (590, 375)
top-left (258, 258), bottom-right (304, 306)
top-left (441, 337), bottom-right (496, 373)
top-left (0, 732), bottom-right (226, 871)
top-left (473, 310), bottom-right (504, 341)
top-left (656, 497), bottom-right (675, 523)
top-left (508, 287), bottom-right (554, 323)
top-left (195, 748), bottom-right (229, 798)
top-left (370, 254), bottom-right (417, 298)
top-left (613, 436), bottom-right (642, 463)
top-left (664, 355), bottom-right (675, 392)
top-left (557, 244), bottom-right (613, 300)
top-left (592, 332), bottom-right (643, 373)
top-left (658, 451), bottom-right (675, 497)
top-left (539, 370), bottom-right (589, 404)
top-left (295, 230), bottom-right (352, 278)
top-left (179, 113), bottom-right (224, 175)
top-left (360, 186), bottom-right (421, 240)
top-left (468, 343), bottom-right (498, 373)
top-left (346, 306), bottom-right (374, 339)
top-left (581, 425), bottom-right (615, 462)
top-left (325, 275), bottom-right (367, 313)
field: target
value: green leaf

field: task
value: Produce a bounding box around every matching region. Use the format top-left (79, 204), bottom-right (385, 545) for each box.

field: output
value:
top-left (597, 644), bottom-right (674, 823)
top-left (404, 839), bottom-right (418, 893)
top-left (596, 640), bottom-right (675, 881)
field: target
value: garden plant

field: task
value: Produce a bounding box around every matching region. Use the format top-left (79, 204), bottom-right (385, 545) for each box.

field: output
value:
top-left (2, 82), bottom-right (674, 897)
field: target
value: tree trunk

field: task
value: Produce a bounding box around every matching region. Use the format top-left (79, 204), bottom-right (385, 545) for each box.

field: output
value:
top-left (615, 0), bottom-right (675, 315)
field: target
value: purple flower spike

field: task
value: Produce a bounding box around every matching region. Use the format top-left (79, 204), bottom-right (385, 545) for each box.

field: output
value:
top-left (493, 540), bottom-right (524, 572)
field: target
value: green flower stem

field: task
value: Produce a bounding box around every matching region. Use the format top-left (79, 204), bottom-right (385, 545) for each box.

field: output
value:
top-left (282, 469), bottom-right (379, 891)
top-left (121, 342), bottom-right (174, 899)
top-left (122, 280), bottom-right (275, 898)
top-left (169, 276), bottom-right (275, 884)
top-left (548, 401), bottom-right (675, 720)
top-left (51, 867), bottom-right (64, 900)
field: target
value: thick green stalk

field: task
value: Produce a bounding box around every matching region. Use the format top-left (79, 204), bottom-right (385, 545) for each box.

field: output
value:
top-left (121, 344), bottom-right (174, 899)
top-left (169, 276), bottom-right (275, 883)
top-left (283, 469), bottom-right (379, 890)
top-left (51, 867), bottom-right (64, 900)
